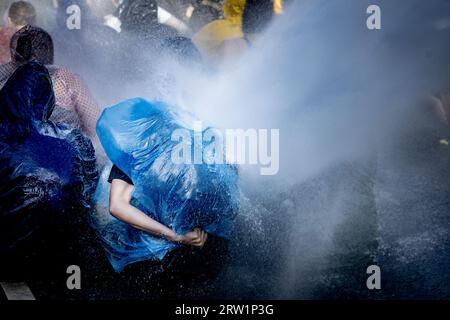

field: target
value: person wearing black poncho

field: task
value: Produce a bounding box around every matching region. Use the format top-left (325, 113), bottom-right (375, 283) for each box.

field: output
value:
top-left (0, 61), bottom-right (99, 279)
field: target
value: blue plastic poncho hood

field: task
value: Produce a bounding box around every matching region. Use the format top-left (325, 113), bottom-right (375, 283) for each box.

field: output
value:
top-left (93, 98), bottom-right (239, 271)
top-left (0, 61), bottom-right (55, 142)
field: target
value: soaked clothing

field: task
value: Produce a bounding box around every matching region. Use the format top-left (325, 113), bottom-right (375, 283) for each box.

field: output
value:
top-left (0, 62), bottom-right (101, 142)
top-left (0, 27), bottom-right (15, 64)
top-left (108, 165), bottom-right (134, 185)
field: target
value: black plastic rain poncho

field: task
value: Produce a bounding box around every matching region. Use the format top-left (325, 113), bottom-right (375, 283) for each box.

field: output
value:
top-left (0, 61), bottom-right (98, 255)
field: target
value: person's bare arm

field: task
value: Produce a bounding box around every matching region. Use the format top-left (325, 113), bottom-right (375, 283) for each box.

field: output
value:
top-left (109, 179), bottom-right (207, 247)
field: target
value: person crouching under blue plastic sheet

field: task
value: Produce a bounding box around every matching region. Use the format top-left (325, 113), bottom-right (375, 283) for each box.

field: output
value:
top-left (0, 61), bottom-right (99, 280)
top-left (93, 98), bottom-right (239, 279)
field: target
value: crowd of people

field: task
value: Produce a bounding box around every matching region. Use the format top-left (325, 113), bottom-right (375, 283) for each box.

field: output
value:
top-left (0, 0), bottom-right (285, 148)
top-left (0, 0), bottom-right (286, 299)
top-left (1, 0), bottom-right (449, 301)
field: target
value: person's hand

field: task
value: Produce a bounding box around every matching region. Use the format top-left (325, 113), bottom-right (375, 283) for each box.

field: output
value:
top-left (175, 228), bottom-right (208, 248)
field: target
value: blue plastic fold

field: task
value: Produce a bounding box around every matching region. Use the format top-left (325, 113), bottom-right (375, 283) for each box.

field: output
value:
top-left (92, 98), bottom-right (239, 272)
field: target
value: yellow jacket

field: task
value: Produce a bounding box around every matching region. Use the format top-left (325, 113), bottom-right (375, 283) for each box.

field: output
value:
top-left (193, 0), bottom-right (246, 63)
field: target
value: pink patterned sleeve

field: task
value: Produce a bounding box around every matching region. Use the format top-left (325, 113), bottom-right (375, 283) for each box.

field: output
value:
top-left (51, 67), bottom-right (106, 166)
top-left (52, 67), bottom-right (101, 139)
